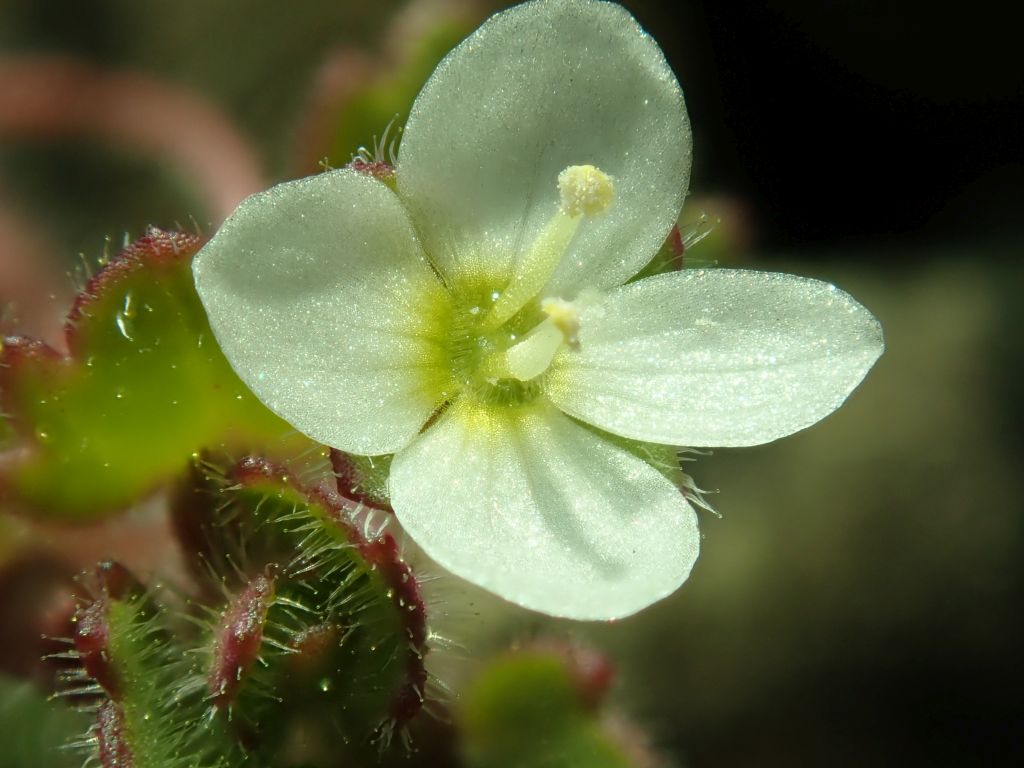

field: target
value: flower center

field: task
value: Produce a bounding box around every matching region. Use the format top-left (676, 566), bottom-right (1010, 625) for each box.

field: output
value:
top-left (441, 165), bottom-right (613, 406)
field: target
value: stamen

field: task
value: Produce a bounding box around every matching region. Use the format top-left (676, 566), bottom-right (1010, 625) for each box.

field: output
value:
top-left (485, 164), bottom-right (614, 328)
top-left (500, 319), bottom-right (564, 381)
top-left (483, 296), bottom-right (584, 382)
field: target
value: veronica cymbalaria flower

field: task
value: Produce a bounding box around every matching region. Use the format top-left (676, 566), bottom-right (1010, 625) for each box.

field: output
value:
top-left (193, 0), bottom-right (883, 619)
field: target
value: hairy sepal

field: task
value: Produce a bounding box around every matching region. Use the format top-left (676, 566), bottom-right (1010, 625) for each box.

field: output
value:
top-left (70, 561), bottom-right (240, 768)
top-left (175, 455), bottom-right (430, 761)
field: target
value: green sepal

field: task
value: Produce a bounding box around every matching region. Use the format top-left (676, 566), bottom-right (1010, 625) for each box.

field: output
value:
top-left (573, 418), bottom-right (685, 489)
top-left (629, 211), bottom-right (725, 284)
top-left (330, 449), bottom-right (394, 509)
top-left (628, 223), bottom-right (685, 283)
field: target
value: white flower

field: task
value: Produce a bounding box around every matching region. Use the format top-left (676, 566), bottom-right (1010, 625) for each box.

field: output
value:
top-left (192, 0), bottom-right (883, 620)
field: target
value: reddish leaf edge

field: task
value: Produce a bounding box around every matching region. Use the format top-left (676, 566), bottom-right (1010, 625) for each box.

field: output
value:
top-left (64, 227), bottom-right (205, 355)
top-left (1, 226), bottom-right (205, 406)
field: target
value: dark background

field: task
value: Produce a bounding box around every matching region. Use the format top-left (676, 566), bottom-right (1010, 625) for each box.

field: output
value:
top-left (635, 0), bottom-right (1024, 251)
top-left (2, 0), bottom-right (1021, 255)
top-left (2, 1), bottom-right (1021, 766)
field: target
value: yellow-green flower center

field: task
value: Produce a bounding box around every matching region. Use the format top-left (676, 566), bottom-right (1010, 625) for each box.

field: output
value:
top-left (443, 276), bottom-right (547, 406)
top-left (421, 164), bottom-right (613, 409)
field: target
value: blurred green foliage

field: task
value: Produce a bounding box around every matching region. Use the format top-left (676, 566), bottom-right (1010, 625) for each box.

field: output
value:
top-left (324, 18), bottom-right (475, 170)
top-left (461, 651), bottom-right (630, 768)
top-left (0, 674), bottom-right (90, 768)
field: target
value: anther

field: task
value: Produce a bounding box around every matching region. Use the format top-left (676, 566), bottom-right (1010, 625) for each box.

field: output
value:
top-left (558, 165), bottom-right (615, 218)
top-left (540, 297), bottom-right (582, 349)
top-left (485, 164), bottom-right (614, 328)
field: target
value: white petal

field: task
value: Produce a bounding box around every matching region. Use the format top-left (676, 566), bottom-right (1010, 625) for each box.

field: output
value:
top-left (193, 169), bottom-right (451, 455)
top-left (397, 0), bottom-right (690, 295)
top-left (389, 399), bottom-right (700, 619)
top-left (545, 269), bottom-right (884, 447)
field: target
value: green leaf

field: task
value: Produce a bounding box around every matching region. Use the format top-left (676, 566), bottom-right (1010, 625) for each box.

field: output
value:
top-left (0, 228), bottom-right (304, 519)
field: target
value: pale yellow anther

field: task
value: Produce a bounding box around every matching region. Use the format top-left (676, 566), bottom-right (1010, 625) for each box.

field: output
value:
top-left (558, 165), bottom-right (615, 218)
top-left (540, 297), bottom-right (582, 349)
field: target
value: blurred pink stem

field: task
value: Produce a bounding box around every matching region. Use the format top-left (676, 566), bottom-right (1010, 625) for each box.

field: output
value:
top-left (0, 187), bottom-right (68, 345)
top-left (0, 56), bottom-right (265, 222)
